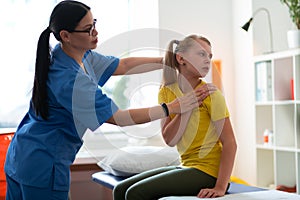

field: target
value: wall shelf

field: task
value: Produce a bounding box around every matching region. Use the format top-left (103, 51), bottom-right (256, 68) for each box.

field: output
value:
top-left (254, 48), bottom-right (300, 194)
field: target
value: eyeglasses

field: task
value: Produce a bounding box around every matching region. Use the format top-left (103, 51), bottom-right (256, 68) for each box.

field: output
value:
top-left (71, 19), bottom-right (97, 36)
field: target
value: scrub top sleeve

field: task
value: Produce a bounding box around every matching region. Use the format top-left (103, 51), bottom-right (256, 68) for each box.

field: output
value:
top-left (50, 68), bottom-right (118, 132)
top-left (72, 72), bottom-right (119, 131)
top-left (84, 51), bottom-right (119, 86)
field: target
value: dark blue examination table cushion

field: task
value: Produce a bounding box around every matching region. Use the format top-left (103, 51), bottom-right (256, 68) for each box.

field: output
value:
top-left (92, 171), bottom-right (265, 194)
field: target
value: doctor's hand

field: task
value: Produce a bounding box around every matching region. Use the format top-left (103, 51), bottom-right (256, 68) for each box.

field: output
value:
top-left (166, 83), bottom-right (217, 114)
top-left (196, 83), bottom-right (217, 98)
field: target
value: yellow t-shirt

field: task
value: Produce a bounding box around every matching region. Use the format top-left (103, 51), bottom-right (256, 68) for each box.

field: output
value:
top-left (158, 81), bottom-right (230, 178)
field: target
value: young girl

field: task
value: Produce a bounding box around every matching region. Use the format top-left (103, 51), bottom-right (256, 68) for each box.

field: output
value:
top-left (113, 35), bottom-right (237, 199)
top-left (4, 1), bottom-right (211, 199)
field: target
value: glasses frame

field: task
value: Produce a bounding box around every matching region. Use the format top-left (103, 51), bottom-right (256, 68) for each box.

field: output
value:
top-left (71, 19), bottom-right (97, 36)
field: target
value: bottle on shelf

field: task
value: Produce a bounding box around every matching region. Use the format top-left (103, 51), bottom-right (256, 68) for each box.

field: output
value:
top-left (268, 130), bottom-right (273, 146)
top-left (263, 129), bottom-right (273, 146)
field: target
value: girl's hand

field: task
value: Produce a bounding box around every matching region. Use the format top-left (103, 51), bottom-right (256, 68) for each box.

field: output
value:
top-left (167, 83), bottom-right (217, 114)
top-left (197, 187), bottom-right (226, 198)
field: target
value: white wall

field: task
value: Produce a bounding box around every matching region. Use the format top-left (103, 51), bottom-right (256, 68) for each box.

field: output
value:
top-left (232, 0), bottom-right (256, 185)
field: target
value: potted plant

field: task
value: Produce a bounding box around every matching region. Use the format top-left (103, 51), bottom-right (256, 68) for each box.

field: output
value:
top-left (280, 0), bottom-right (300, 48)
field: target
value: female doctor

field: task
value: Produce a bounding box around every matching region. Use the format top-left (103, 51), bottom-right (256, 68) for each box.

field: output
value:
top-left (4, 1), bottom-right (214, 200)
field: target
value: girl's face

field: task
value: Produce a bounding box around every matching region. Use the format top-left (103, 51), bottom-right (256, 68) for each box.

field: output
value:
top-left (181, 39), bottom-right (212, 78)
top-left (67, 11), bottom-right (98, 51)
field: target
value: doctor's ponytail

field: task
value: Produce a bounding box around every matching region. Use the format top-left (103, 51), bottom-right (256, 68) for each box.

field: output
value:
top-left (32, 27), bottom-right (52, 119)
top-left (32, 0), bottom-right (90, 120)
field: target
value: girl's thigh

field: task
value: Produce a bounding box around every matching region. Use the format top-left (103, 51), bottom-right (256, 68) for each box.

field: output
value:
top-left (126, 167), bottom-right (217, 200)
top-left (113, 166), bottom-right (177, 200)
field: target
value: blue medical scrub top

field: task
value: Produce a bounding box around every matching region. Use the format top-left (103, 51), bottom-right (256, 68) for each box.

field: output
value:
top-left (4, 44), bottom-right (119, 191)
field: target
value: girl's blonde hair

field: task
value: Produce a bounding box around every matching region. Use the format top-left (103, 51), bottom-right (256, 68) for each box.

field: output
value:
top-left (161, 35), bottom-right (211, 86)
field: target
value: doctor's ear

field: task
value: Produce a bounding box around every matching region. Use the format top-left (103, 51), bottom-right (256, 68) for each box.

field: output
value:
top-left (60, 30), bottom-right (71, 43)
top-left (176, 54), bottom-right (186, 65)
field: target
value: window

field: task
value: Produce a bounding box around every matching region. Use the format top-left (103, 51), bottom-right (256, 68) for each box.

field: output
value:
top-left (92, 0), bottom-right (161, 141)
top-left (0, 0), bottom-right (160, 140)
top-left (0, 0), bottom-right (57, 127)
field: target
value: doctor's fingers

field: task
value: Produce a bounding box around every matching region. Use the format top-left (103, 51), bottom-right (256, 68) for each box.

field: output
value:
top-left (177, 93), bottom-right (201, 112)
top-left (195, 83), bottom-right (217, 95)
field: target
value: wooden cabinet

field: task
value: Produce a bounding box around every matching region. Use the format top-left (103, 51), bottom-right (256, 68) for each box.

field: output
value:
top-left (254, 48), bottom-right (300, 194)
top-left (70, 157), bottom-right (112, 200)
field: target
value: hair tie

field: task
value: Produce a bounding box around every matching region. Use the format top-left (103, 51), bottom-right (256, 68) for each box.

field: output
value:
top-left (173, 40), bottom-right (180, 53)
top-left (46, 27), bottom-right (52, 33)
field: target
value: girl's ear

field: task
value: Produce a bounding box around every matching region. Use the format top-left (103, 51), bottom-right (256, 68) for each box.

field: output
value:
top-left (60, 30), bottom-right (70, 43)
top-left (176, 54), bottom-right (186, 65)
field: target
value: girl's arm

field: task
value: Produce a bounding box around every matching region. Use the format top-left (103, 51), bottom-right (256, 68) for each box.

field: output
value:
top-left (160, 111), bottom-right (192, 146)
top-left (197, 117), bottom-right (237, 198)
top-left (113, 57), bottom-right (163, 75)
top-left (160, 84), bottom-right (215, 146)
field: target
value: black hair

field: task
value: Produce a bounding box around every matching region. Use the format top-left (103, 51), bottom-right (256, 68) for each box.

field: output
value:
top-left (32, 0), bottom-right (90, 119)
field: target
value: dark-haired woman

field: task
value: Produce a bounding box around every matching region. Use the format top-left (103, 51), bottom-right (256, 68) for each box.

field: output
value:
top-left (4, 1), bottom-right (213, 200)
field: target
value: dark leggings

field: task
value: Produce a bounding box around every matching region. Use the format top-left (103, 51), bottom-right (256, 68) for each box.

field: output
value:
top-left (113, 166), bottom-right (226, 200)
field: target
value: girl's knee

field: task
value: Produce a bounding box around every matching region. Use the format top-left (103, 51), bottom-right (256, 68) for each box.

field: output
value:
top-left (125, 185), bottom-right (150, 200)
top-left (125, 186), bottom-right (139, 200)
top-left (113, 182), bottom-right (129, 200)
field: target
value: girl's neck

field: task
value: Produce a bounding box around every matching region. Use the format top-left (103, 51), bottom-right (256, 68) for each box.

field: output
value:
top-left (178, 74), bottom-right (201, 93)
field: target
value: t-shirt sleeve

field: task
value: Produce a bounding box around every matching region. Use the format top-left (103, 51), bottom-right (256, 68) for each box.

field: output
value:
top-left (158, 86), bottom-right (177, 104)
top-left (206, 90), bottom-right (230, 121)
top-left (158, 87), bottom-right (167, 104)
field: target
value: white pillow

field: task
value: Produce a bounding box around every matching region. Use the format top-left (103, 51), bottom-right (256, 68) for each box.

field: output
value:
top-left (98, 146), bottom-right (180, 177)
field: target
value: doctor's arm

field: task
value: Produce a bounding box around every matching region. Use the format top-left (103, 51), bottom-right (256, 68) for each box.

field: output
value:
top-left (106, 89), bottom-right (202, 126)
top-left (113, 57), bottom-right (163, 75)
